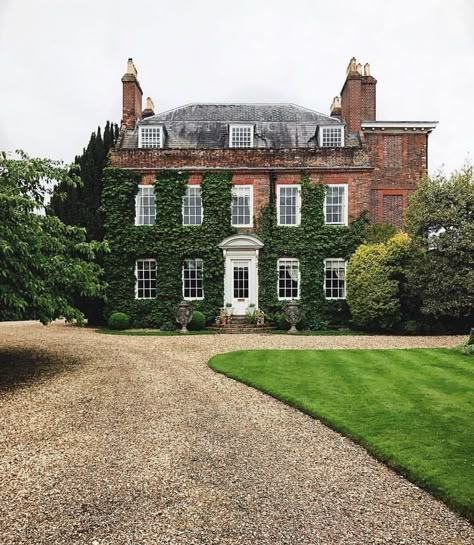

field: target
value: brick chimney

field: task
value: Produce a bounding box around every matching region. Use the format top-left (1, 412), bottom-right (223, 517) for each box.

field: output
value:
top-left (340, 57), bottom-right (376, 133)
top-left (121, 58), bottom-right (143, 128)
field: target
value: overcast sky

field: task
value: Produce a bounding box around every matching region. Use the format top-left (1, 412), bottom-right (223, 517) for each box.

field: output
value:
top-left (0, 0), bottom-right (472, 174)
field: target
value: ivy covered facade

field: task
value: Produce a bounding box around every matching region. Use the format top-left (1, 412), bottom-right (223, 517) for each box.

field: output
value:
top-left (103, 58), bottom-right (436, 327)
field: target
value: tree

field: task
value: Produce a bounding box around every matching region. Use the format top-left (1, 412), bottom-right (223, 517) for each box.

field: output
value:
top-left (48, 121), bottom-right (118, 323)
top-left (0, 151), bottom-right (107, 324)
top-left (49, 121), bottom-right (119, 241)
top-left (346, 233), bottom-right (411, 330)
top-left (405, 164), bottom-right (474, 327)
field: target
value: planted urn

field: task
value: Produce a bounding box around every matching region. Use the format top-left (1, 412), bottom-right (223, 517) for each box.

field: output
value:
top-left (175, 300), bottom-right (193, 333)
top-left (284, 301), bottom-right (303, 333)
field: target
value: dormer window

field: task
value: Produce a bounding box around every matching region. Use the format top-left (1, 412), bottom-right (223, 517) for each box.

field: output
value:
top-left (319, 126), bottom-right (344, 147)
top-left (229, 125), bottom-right (254, 148)
top-left (138, 126), bottom-right (163, 148)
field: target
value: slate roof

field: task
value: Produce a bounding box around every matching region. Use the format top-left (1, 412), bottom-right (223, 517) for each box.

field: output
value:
top-left (120, 103), bottom-right (345, 149)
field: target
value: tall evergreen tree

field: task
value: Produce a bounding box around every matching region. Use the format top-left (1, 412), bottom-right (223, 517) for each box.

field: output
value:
top-left (49, 121), bottom-right (119, 323)
top-left (50, 121), bottom-right (119, 241)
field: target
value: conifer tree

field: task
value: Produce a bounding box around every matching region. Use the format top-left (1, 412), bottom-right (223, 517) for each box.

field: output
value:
top-left (49, 121), bottom-right (119, 323)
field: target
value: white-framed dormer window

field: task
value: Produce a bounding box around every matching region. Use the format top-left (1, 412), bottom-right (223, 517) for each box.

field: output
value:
top-left (319, 126), bottom-right (344, 147)
top-left (231, 185), bottom-right (253, 227)
top-left (182, 186), bottom-right (203, 225)
top-left (278, 258), bottom-right (300, 300)
top-left (138, 126), bottom-right (163, 148)
top-left (324, 258), bottom-right (346, 300)
top-left (229, 124), bottom-right (254, 148)
top-left (324, 184), bottom-right (348, 225)
top-left (183, 258), bottom-right (204, 300)
top-left (135, 185), bottom-right (156, 225)
top-left (135, 259), bottom-right (157, 299)
top-left (277, 184), bottom-right (301, 226)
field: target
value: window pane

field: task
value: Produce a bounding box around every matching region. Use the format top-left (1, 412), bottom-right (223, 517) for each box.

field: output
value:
top-left (183, 186), bottom-right (202, 225)
top-left (140, 127), bottom-right (162, 148)
top-left (321, 127), bottom-right (343, 147)
top-left (231, 186), bottom-right (252, 226)
top-left (278, 259), bottom-right (300, 300)
top-left (325, 185), bottom-right (346, 224)
top-left (183, 258), bottom-right (204, 299)
top-left (136, 186), bottom-right (156, 225)
top-left (324, 259), bottom-right (346, 299)
top-left (230, 126), bottom-right (253, 148)
top-left (278, 186), bottom-right (299, 225)
top-left (136, 259), bottom-right (157, 299)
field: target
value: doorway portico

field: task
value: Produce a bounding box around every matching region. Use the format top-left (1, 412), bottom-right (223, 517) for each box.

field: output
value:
top-left (218, 234), bottom-right (264, 315)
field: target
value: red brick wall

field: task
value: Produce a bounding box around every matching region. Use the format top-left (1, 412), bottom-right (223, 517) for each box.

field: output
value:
top-left (110, 147), bottom-right (371, 170)
top-left (115, 130), bottom-right (428, 227)
top-left (360, 77), bottom-right (376, 121)
top-left (341, 75), bottom-right (362, 133)
top-left (122, 79), bottom-right (142, 129)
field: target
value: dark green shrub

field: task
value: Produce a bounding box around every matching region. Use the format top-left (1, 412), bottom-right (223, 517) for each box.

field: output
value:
top-left (108, 312), bottom-right (130, 330)
top-left (365, 222), bottom-right (397, 244)
top-left (306, 319), bottom-right (329, 331)
top-left (188, 311), bottom-right (206, 331)
top-left (160, 321), bottom-right (177, 331)
top-left (395, 320), bottom-right (419, 336)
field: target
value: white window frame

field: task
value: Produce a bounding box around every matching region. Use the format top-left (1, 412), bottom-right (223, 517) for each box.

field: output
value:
top-left (324, 184), bottom-right (348, 226)
top-left (182, 258), bottom-right (204, 300)
top-left (138, 125), bottom-right (164, 148)
top-left (135, 259), bottom-right (157, 300)
top-left (229, 124), bottom-right (254, 148)
top-left (277, 184), bottom-right (301, 226)
top-left (277, 258), bottom-right (301, 301)
top-left (135, 185), bottom-right (156, 226)
top-left (319, 125), bottom-right (344, 148)
top-left (182, 185), bottom-right (203, 226)
top-left (324, 258), bottom-right (347, 300)
top-left (231, 185), bottom-right (253, 227)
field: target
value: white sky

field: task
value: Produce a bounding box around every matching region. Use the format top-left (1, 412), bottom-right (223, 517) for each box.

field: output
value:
top-left (0, 0), bottom-right (473, 173)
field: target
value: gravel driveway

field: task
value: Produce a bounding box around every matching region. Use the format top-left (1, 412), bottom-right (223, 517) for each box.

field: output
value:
top-left (0, 321), bottom-right (472, 545)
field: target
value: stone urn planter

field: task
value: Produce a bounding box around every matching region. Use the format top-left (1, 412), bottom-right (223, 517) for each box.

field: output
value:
top-left (175, 300), bottom-right (193, 333)
top-left (284, 301), bottom-right (303, 333)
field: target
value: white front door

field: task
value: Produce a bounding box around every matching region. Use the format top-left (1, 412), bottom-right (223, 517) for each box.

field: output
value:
top-left (224, 254), bottom-right (258, 315)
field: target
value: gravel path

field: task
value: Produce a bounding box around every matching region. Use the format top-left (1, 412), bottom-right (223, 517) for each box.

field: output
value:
top-left (0, 321), bottom-right (472, 545)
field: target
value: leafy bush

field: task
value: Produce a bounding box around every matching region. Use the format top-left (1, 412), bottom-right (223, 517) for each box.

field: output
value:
top-left (468, 328), bottom-right (474, 346)
top-left (405, 164), bottom-right (474, 324)
top-left (306, 319), bottom-right (329, 331)
top-left (188, 311), bottom-right (206, 331)
top-left (395, 320), bottom-right (419, 336)
top-left (160, 321), bottom-right (177, 331)
top-left (108, 312), bottom-right (130, 330)
top-left (453, 341), bottom-right (474, 356)
top-left (365, 222), bottom-right (397, 244)
top-left (245, 308), bottom-right (258, 324)
top-left (346, 233), bottom-right (411, 331)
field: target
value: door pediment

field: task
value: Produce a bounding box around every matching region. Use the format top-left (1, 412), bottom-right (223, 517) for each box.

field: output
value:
top-left (218, 234), bottom-right (264, 250)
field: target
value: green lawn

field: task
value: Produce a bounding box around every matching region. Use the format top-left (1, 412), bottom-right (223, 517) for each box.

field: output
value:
top-left (209, 348), bottom-right (474, 520)
top-left (96, 328), bottom-right (215, 336)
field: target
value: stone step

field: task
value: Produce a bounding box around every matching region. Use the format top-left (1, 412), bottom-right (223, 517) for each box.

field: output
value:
top-left (208, 327), bottom-right (274, 334)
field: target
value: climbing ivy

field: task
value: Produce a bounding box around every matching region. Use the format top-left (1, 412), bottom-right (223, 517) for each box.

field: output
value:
top-left (102, 169), bottom-right (366, 327)
top-left (256, 172), bottom-right (367, 325)
top-left (102, 168), bottom-right (234, 327)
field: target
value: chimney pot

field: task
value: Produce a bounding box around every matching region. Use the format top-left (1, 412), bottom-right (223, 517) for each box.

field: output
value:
top-left (357, 63), bottom-right (363, 75)
top-left (126, 58), bottom-right (137, 77)
top-left (364, 63), bottom-right (371, 77)
top-left (346, 57), bottom-right (358, 75)
top-left (142, 97), bottom-right (156, 118)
